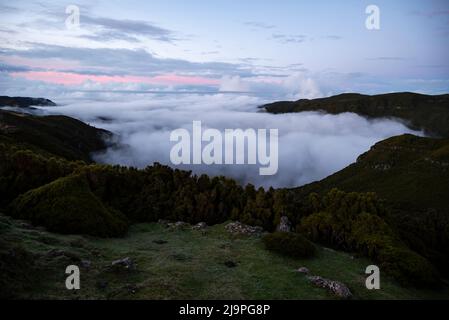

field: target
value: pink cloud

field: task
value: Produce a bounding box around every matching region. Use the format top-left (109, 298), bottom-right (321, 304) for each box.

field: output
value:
top-left (10, 71), bottom-right (220, 86)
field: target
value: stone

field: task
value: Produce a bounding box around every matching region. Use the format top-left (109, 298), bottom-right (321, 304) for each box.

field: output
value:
top-left (307, 276), bottom-right (352, 299)
top-left (81, 260), bottom-right (92, 269)
top-left (276, 216), bottom-right (292, 233)
top-left (192, 222), bottom-right (207, 230)
top-left (110, 257), bottom-right (135, 272)
top-left (167, 221), bottom-right (190, 230)
top-left (296, 267), bottom-right (310, 274)
top-left (225, 221), bottom-right (263, 236)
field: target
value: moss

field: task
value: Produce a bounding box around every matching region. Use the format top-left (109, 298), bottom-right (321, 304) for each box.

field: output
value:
top-left (9, 174), bottom-right (128, 237)
top-left (262, 231), bottom-right (316, 258)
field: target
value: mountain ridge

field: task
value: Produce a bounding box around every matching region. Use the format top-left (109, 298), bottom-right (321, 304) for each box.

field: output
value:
top-left (262, 92), bottom-right (449, 137)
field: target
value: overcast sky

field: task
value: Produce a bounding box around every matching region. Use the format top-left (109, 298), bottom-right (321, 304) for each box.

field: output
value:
top-left (0, 0), bottom-right (448, 99)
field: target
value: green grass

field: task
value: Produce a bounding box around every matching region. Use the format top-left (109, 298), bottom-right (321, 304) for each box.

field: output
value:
top-left (1, 214), bottom-right (447, 300)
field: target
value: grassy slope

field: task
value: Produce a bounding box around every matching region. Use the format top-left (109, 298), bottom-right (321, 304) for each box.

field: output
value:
top-left (262, 92), bottom-right (449, 137)
top-left (1, 214), bottom-right (447, 300)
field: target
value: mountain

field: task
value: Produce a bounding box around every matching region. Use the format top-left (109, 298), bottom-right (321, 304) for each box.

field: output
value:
top-left (0, 110), bottom-right (112, 162)
top-left (0, 96), bottom-right (56, 108)
top-left (1, 96), bottom-right (449, 295)
top-left (262, 92), bottom-right (449, 137)
top-left (288, 134), bottom-right (449, 271)
top-left (292, 134), bottom-right (449, 213)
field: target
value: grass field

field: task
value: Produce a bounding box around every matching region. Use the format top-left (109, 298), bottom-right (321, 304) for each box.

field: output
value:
top-left (1, 213), bottom-right (447, 300)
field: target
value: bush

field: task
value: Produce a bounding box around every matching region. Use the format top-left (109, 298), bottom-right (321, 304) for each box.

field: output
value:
top-left (9, 174), bottom-right (128, 237)
top-left (378, 246), bottom-right (439, 288)
top-left (263, 231), bottom-right (316, 258)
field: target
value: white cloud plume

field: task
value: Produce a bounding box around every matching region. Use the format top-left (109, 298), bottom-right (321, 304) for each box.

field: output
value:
top-left (36, 93), bottom-right (421, 188)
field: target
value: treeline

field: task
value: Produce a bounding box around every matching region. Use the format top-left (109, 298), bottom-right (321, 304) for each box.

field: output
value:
top-left (0, 140), bottom-right (445, 287)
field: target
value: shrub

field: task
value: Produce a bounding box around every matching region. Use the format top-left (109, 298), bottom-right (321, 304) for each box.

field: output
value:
top-left (263, 231), bottom-right (316, 258)
top-left (9, 174), bottom-right (128, 237)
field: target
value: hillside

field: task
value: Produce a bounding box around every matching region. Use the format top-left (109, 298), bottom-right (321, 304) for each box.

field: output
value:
top-left (262, 92), bottom-right (449, 137)
top-left (2, 214), bottom-right (447, 300)
top-left (0, 96), bottom-right (56, 108)
top-left (289, 134), bottom-right (449, 271)
top-left (1, 97), bottom-right (449, 298)
top-left (0, 110), bottom-right (112, 162)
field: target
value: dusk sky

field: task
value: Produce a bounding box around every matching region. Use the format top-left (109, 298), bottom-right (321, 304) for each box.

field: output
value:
top-left (1, 0), bottom-right (448, 99)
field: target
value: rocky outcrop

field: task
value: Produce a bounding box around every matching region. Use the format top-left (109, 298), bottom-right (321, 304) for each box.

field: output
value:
top-left (307, 275), bottom-right (352, 299)
top-left (225, 221), bottom-right (263, 236)
top-left (276, 216), bottom-right (292, 232)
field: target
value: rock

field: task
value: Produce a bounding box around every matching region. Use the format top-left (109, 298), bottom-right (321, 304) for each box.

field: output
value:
top-left (81, 260), bottom-right (92, 269)
top-left (224, 260), bottom-right (237, 268)
top-left (158, 219), bottom-right (170, 227)
top-left (276, 216), bottom-right (292, 233)
top-left (307, 276), bottom-right (352, 299)
top-left (225, 222), bottom-right (263, 236)
top-left (110, 257), bottom-right (135, 272)
top-left (192, 222), bottom-right (207, 230)
top-left (296, 267), bottom-right (310, 274)
top-left (167, 221), bottom-right (190, 230)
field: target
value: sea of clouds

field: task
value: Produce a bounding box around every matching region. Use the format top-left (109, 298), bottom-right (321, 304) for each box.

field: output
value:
top-left (36, 93), bottom-right (421, 188)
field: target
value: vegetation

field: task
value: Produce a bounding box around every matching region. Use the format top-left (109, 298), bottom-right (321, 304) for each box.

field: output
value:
top-left (9, 174), bottom-right (128, 237)
top-left (262, 92), bottom-right (449, 137)
top-left (0, 96), bottom-right (56, 108)
top-left (1, 214), bottom-right (448, 300)
top-left (1, 106), bottom-right (449, 292)
top-left (298, 189), bottom-right (439, 287)
top-left (288, 134), bottom-right (449, 273)
top-left (0, 110), bottom-right (111, 162)
top-left (263, 232), bottom-right (316, 258)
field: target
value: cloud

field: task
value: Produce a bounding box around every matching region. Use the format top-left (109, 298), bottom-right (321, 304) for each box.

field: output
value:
top-left (244, 22), bottom-right (276, 29)
top-left (0, 45), bottom-right (253, 80)
top-left (219, 74), bottom-right (322, 99)
top-left (35, 93), bottom-right (421, 189)
top-left (271, 34), bottom-right (307, 44)
top-left (322, 35), bottom-right (343, 40)
top-left (367, 57), bottom-right (406, 61)
top-left (80, 14), bottom-right (178, 43)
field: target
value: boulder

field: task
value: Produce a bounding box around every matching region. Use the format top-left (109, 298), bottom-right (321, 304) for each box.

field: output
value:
top-left (192, 222), bottom-right (207, 230)
top-left (276, 216), bottom-right (292, 232)
top-left (168, 221), bottom-right (190, 230)
top-left (110, 257), bottom-right (135, 272)
top-left (296, 267), bottom-right (310, 274)
top-left (307, 276), bottom-right (352, 299)
top-left (225, 222), bottom-right (263, 236)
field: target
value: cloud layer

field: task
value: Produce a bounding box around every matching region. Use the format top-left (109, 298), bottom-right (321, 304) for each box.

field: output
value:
top-left (37, 93), bottom-right (421, 188)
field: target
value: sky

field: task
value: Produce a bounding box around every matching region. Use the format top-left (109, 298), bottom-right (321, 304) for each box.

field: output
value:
top-left (0, 0), bottom-right (448, 99)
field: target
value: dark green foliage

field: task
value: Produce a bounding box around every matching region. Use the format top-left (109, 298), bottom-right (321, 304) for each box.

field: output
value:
top-left (0, 96), bottom-right (56, 108)
top-left (289, 134), bottom-right (449, 272)
top-left (263, 231), bottom-right (316, 258)
top-left (0, 140), bottom-right (79, 206)
top-left (0, 110), bottom-right (111, 162)
top-left (299, 189), bottom-right (439, 287)
top-left (262, 92), bottom-right (449, 137)
top-left (9, 174), bottom-right (128, 237)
